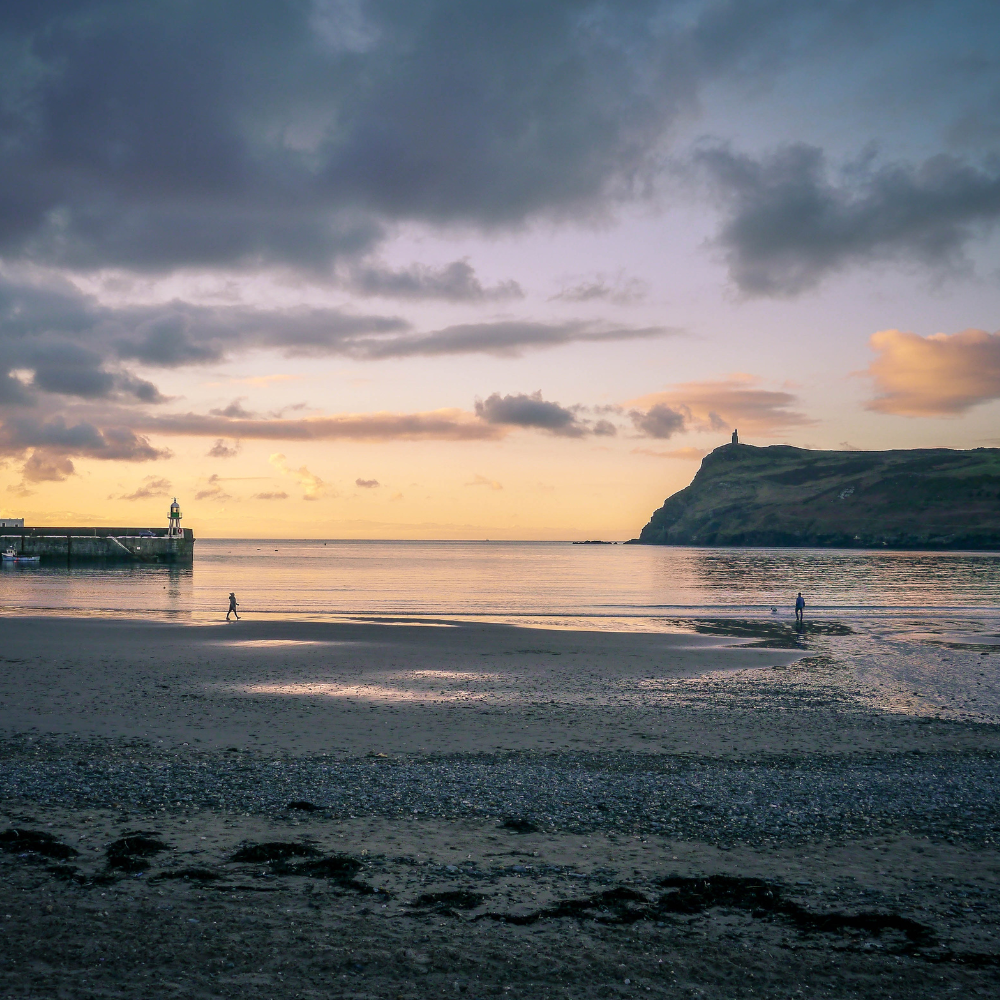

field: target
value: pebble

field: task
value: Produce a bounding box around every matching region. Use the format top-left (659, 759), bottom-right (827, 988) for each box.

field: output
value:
top-left (1, 735), bottom-right (998, 846)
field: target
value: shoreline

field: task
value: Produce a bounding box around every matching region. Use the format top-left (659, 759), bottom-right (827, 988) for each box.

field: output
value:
top-left (2, 615), bottom-right (999, 997)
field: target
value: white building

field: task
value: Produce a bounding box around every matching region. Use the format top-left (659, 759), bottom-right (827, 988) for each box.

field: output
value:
top-left (0, 518), bottom-right (24, 528)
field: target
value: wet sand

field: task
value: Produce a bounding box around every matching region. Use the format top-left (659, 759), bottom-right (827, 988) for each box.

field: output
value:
top-left (1, 616), bottom-right (999, 998)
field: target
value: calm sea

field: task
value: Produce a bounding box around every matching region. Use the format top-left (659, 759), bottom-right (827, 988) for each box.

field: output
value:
top-left (1, 538), bottom-right (998, 626)
top-left (2, 540), bottom-right (998, 721)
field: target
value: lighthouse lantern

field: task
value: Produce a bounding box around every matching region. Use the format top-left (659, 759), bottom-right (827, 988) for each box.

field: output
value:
top-left (167, 497), bottom-right (183, 538)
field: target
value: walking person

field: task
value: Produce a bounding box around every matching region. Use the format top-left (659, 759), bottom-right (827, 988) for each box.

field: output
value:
top-left (794, 591), bottom-right (805, 623)
top-left (226, 592), bottom-right (240, 621)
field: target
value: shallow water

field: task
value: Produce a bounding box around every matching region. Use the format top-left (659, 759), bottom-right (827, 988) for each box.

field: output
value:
top-left (1, 538), bottom-right (998, 621)
top-left (2, 539), bottom-right (998, 723)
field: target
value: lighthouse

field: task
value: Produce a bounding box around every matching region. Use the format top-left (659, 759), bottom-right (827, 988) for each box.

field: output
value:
top-left (167, 498), bottom-right (183, 538)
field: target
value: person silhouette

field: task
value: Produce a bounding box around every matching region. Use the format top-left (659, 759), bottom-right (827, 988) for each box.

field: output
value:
top-left (227, 592), bottom-right (240, 621)
top-left (794, 592), bottom-right (805, 623)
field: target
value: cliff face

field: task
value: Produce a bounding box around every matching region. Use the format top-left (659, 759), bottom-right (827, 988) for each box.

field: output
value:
top-left (636, 444), bottom-right (1000, 549)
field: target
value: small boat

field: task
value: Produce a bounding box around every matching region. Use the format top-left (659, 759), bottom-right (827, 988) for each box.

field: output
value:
top-left (1, 548), bottom-right (40, 564)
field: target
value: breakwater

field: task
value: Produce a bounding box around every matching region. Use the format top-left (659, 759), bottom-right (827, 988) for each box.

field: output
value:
top-left (1, 527), bottom-right (194, 564)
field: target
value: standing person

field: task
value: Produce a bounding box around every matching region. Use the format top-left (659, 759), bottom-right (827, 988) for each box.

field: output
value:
top-left (794, 592), bottom-right (805, 623)
top-left (227, 592), bottom-right (240, 621)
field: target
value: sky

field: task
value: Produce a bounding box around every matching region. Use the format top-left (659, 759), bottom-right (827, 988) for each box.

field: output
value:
top-left (2, 0), bottom-right (1000, 539)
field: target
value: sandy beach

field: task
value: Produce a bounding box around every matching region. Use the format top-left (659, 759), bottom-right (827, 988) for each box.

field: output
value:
top-left (1, 616), bottom-right (999, 998)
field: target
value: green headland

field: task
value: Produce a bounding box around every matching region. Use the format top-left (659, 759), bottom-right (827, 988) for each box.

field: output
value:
top-left (635, 443), bottom-right (1000, 549)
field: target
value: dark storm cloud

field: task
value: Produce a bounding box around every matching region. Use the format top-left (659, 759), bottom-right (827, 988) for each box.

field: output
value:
top-left (0, 276), bottom-right (174, 401)
top-left (0, 374), bottom-right (33, 406)
top-left (475, 391), bottom-right (586, 437)
top-left (698, 144), bottom-right (1000, 295)
top-left (0, 0), bottom-right (820, 271)
top-left (346, 260), bottom-right (523, 301)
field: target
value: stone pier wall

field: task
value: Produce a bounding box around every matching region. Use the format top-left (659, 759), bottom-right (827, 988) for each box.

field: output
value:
top-left (0, 528), bottom-right (194, 564)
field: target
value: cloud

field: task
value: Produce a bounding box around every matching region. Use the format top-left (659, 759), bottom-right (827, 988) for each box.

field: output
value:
top-left (129, 393), bottom-right (622, 447)
top-left (269, 453), bottom-right (329, 501)
top-left (0, 2), bottom-right (804, 272)
top-left (207, 439), bottom-right (241, 458)
top-left (631, 446), bottom-right (707, 460)
top-left (209, 400), bottom-right (257, 419)
top-left (629, 404), bottom-right (686, 439)
top-left (629, 376), bottom-right (812, 436)
top-left (0, 415), bottom-right (169, 462)
top-left (341, 320), bottom-right (671, 360)
top-left (864, 327), bottom-right (1000, 416)
top-left (136, 408), bottom-right (502, 442)
top-left (0, 276), bottom-right (669, 415)
top-left (112, 301), bottom-right (408, 365)
top-left (115, 476), bottom-right (172, 501)
top-left (355, 478), bottom-right (380, 488)
top-left (251, 491), bottom-right (289, 501)
top-left (550, 274), bottom-right (648, 304)
top-left (227, 374), bottom-right (300, 388)
top-left (465, 474), bottom-right (503, 491)
top-left (346, 260), bottom-right (522, 301)
top-left (475, 391), bottom-right (585, 436)
top-left (194, 474), bottom-right (233, 502)
top-left (22, 452), bottom-right (75, 483)
top-left (698, 144), bottom-right (1000, 295)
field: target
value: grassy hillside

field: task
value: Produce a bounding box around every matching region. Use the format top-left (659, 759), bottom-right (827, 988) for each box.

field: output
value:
top-left (636, 444), bottom-right (1000, 549)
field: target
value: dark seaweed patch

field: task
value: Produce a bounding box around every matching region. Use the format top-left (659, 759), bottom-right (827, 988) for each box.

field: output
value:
top-left (230, 842), bottom-right (321, 863)
top-left (0, 828), bottom-right (78, 859)
top-left (657, 875), bottom-right (931, 946)
top-left (293, 854), bottom-right (363, 878)
top-left (657, 875), bottom-right (780, 915)
top-left (474, 874), bottom-right (935, 950)
top-left (410, 890), bottom-right (488, 912)
top-left (45, 864), bottom-right (84, 882)
top-left (501, 817), bottom-right (539, 834)
top-left (290, 855), bottom-right (383, 895)
top-left (106, 834), bottom-right (167, 871)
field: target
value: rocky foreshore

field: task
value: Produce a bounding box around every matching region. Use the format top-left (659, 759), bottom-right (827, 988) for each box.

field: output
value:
top-left (2, 735), bottom-right (999, 848)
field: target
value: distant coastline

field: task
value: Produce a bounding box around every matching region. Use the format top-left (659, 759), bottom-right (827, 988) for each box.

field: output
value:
top-left (635, 443), bottom-right (1000, 550)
